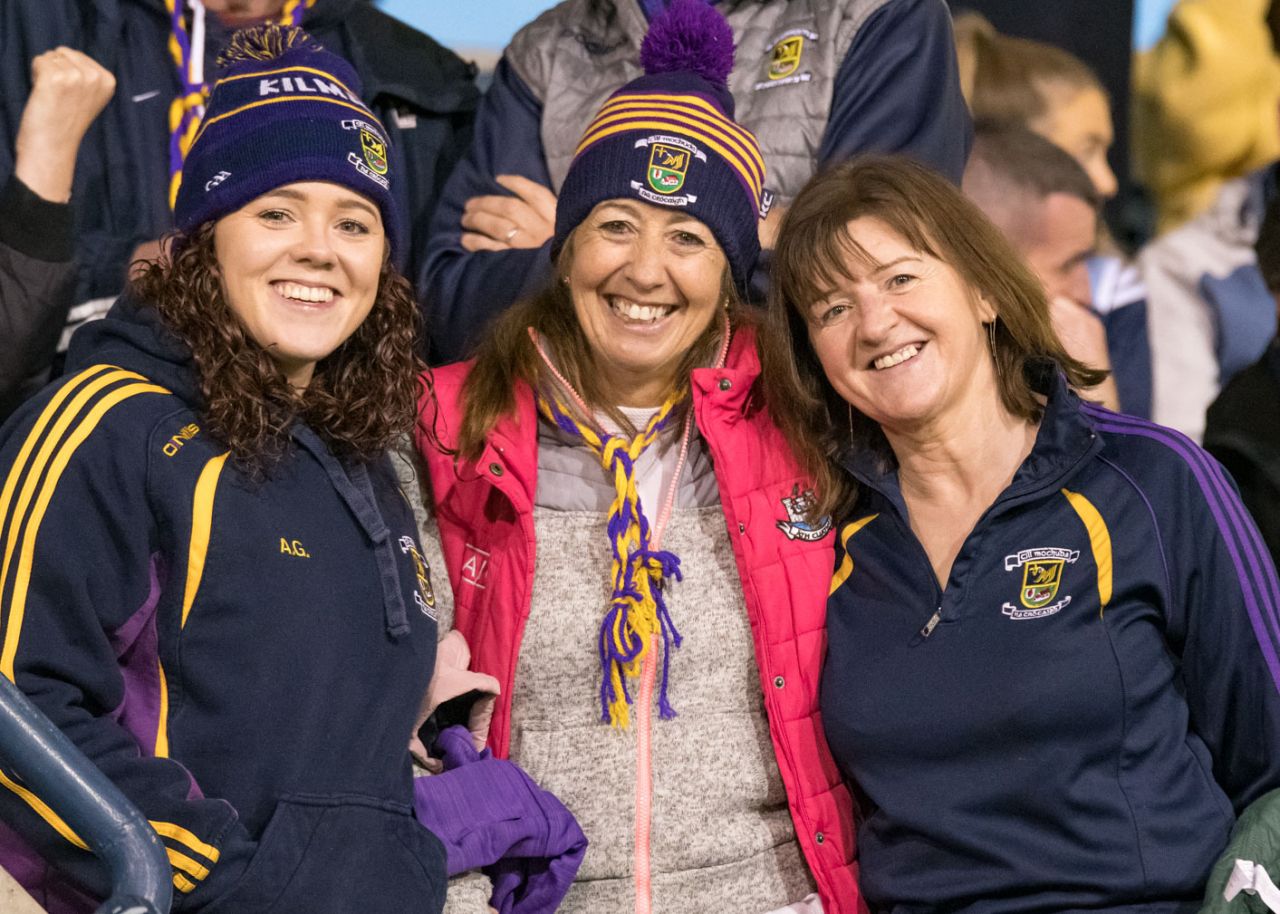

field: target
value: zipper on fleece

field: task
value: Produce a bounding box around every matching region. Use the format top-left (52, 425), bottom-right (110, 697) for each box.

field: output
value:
top-left (633, 634), bottom-right (658, 914)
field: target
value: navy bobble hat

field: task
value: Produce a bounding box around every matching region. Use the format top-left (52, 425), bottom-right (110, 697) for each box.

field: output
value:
top-left (174, 25), bottom-right (402, 258)
top-left (552, 0), bottom-right (765, 295)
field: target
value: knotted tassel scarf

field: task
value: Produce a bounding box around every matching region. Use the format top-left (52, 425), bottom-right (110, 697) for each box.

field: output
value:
top-left (536, 390), bottom-right (686, 728)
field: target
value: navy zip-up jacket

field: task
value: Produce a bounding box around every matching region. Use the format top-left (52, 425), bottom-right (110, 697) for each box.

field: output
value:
top-left (0, 296), bottom-right (445, 912)
top-left (822, 373), bottom-right (1280, 914)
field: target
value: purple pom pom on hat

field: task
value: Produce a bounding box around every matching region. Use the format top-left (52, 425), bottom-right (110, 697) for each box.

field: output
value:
top-left (552, 0), bottom-right (765, 294)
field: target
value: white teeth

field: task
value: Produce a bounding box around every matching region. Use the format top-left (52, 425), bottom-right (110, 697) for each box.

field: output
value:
top-left (611, 298), bottom-right (673, 323)
top-left (275, 282), bottom-right (334, 303)
top-left (873, 344), bottom-right (920, 371)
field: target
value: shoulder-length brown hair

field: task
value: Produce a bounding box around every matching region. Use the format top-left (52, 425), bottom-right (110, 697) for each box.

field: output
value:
top-left (759, 155), bottom-right (1108, 521)
top-left (131, 222), bottom-right (425, 472)
top-left (455, 233), bottom-right (739, 461)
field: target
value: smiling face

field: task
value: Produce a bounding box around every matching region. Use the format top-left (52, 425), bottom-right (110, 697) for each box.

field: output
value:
top-left (567, 199), bottom-right (727, 406)
top-left (806, 216), bottom-right (998, 434)
top-left (213, 180), bottom-right (385, 388)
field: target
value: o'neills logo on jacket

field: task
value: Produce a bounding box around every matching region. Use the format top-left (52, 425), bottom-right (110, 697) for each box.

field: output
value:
top-left (1002, 547), bottom-right (1079, 619)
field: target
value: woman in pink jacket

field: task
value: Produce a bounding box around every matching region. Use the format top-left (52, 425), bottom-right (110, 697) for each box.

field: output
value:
top-left (414, 3), bottom-right (861, 911)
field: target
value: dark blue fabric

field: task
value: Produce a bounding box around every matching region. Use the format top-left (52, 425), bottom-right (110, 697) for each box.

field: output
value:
top-left (1201, 264), bottom-right (1278, 388)
top-left (417, 57), bottom-right (551, 363)
top-left (1099, 298), bottom-right (1153, 418)
top-left (824, 375), bottom-right (1280, 913)
top-left (817, 0), bottom-right (971, 183)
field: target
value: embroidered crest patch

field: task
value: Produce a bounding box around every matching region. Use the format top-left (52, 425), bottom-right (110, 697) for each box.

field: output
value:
top-left (647, 142), bottom-right (689, 194)
top-left (754, 29), bottom-right (818, 91)
top-left (399, 535), bottom-right (436, 620)
top-left (768, 35), bottom-right (805, 80)
top-left (776, 485), bottom-right (833, 542)
top-left (360, 127), bottom-right (388, 175)
top-left (1001, 547), bottom-right (1079, 619)
top-left (631, 135), bottom-right (706, 207)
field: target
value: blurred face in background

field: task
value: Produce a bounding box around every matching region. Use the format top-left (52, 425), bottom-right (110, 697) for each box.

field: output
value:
top-left (1030, 83), bottom-right (1117, 200)
top-left (1019, 192), bottom-right (1097, 307)
top-left (201, 0), bottom-right (287, 21)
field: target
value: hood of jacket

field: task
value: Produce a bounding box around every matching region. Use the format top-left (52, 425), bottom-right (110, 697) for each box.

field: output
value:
top-left (65, 293), bottom-right (203, 407)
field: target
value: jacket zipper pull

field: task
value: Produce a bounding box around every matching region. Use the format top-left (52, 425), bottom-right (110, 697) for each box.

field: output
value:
top-left (919, 607), bottom-right (942, 639)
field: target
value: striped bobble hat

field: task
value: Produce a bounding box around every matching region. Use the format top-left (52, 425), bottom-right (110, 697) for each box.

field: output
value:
top-left (173, 24), bottom-right (403, 260)
top-left (552, 0), bottom-right (765, 294)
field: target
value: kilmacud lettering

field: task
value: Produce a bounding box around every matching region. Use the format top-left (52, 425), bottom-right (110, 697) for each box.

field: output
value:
top-left (258, 74), bottom-right (360, 104)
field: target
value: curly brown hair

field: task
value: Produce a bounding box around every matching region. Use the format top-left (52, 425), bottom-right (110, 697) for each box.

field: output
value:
top-left (131, 223), bottom-right (426, 472)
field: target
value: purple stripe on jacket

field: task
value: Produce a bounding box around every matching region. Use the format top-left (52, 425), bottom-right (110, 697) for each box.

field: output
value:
top-left (1084, 405), bottom-right (1280, 692)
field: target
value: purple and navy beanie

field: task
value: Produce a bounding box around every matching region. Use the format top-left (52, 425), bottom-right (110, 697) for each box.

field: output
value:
top-left (174, 25), bottom-right (402, 259)
top-left (552, 0), bottom-right (765, 294)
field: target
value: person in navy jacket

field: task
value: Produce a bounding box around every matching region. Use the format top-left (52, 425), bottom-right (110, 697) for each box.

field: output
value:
top-left (0, 26), bottom-right (451, 913)
top-left (761, 156), bottom-right (1280, 913)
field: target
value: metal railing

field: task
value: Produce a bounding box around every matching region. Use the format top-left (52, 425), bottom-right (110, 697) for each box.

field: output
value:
top-left (0, 674), bottom-right (172, 914)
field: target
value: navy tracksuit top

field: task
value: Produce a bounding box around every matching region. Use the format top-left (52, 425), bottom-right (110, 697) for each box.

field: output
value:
top-left (822, 372), bottom-right (1280, 914)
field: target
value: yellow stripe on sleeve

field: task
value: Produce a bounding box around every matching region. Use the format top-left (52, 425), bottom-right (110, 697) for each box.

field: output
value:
top-left (154, 660), bottom-right (171, 759)
top-left (1062, 488), bottom-right (1114, 616)
top-left (829, 514), bottom-right (879, 596)
top-left (174, 872), bottom-right (198, 894)
top-left (182, 453), bottom-right (230, 629)
top-left (0, 367), bottom-right (121, 605)
top-left (0, 769), bottom-right (89, 851)
top-left (0, 370), bottom-right (149, 681)
top-left (165, 845), bottom-right (211, 881)
top-left (151, 820), bottom-right (222, 863)
top-left (1, 380), bottom-right (167, 681)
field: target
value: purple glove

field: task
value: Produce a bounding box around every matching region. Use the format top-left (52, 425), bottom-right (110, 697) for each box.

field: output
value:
top-left (413, 726), bottom-right (587, 914)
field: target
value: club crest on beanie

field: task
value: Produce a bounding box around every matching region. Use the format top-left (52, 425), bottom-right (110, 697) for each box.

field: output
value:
top-left (552, 0), bottom-right (765, 295)
top-left (173, 24), bottom-right (402, 258)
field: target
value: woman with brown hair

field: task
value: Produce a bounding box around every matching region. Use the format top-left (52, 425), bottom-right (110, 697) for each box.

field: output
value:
top-left (763, 155), bottom-right (1280, 913)
top-left (0, 25), bottom-right (450, 913)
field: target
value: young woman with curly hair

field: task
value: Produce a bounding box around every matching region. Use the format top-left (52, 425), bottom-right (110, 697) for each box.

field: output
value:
top-left (0, 25), bottom-right (457, 914)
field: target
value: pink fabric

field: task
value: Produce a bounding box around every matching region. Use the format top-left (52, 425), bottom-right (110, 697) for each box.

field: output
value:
top-left (410, 630), bottom-right (500, 766)
top-left (416, 328), bottom-right (867, 914)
